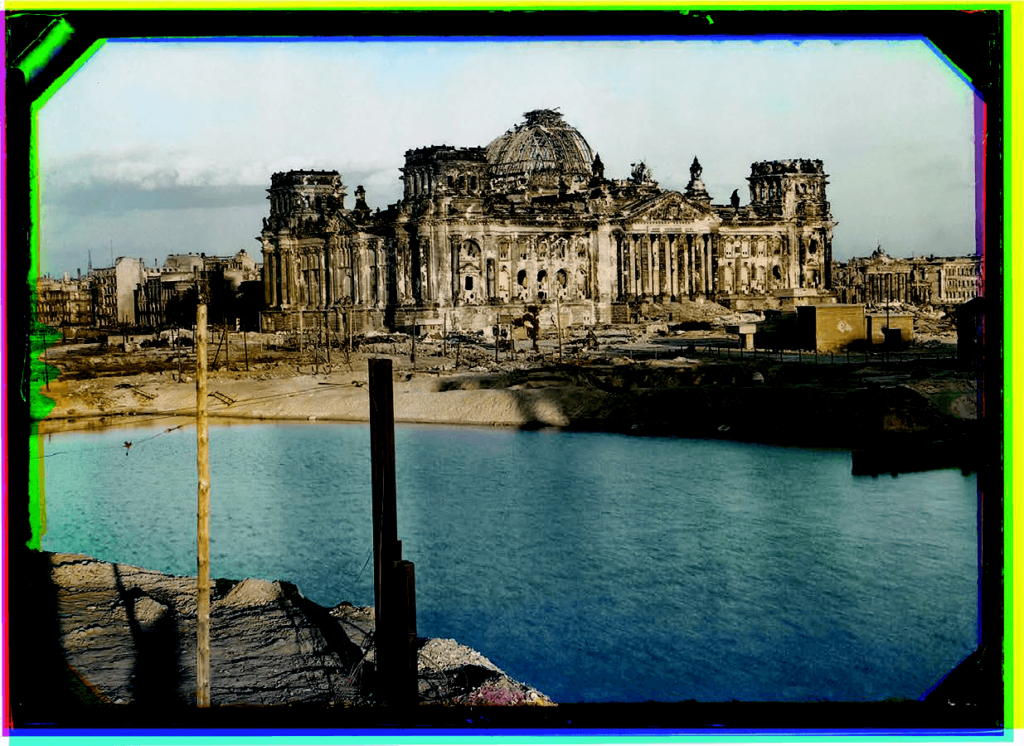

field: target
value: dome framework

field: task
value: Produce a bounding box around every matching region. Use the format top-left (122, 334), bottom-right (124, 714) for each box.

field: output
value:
top-left (485, 109), bottom-right (595, 191)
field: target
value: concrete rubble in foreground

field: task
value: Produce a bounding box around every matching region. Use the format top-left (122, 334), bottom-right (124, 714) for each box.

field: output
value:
top-left (49, 552), bottom-right (553, 708)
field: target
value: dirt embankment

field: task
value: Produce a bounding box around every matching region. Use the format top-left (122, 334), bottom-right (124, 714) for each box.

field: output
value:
top-left (35, 551), bottom-right (552, 713)
top-left (37, 342), bottom-right (977, 449)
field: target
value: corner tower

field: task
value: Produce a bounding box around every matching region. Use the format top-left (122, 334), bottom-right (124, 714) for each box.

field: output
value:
top-left (747, 159), bottom-right (835, 289)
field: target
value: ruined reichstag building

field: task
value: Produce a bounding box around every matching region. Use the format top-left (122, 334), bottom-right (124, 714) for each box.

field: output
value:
top-left (258, 109), bottom-right (835, 334)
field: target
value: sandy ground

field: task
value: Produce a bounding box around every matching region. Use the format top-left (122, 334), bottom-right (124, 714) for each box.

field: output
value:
top-left (38, 361), bottom-right (585, 432)
top-left (34, 317), bottom-right (968, 437)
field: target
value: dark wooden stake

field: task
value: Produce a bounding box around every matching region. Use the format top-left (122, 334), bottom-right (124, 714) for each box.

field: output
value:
top-left (243, 329), bottom-right (249, 371)
top-left (368, 358), bottom-right (417, 707)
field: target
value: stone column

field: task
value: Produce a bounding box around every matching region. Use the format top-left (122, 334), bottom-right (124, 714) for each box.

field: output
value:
top-left (264, 252), bottom-right (273, 308)
top-left (651, 234), bottom-right (661, 298)
top-left (694, 236), bottom-right (703, 296)
top-left (691, 235), bottom-right (698, 298)
top-left (362, 242), bottom-right (371, 306)
top-left (700, 234), bottom-right (708, 294)
top-left (265, 252), bottom-right (275, 307)
top-left (713, 235), bottom-right (721, 296)
top-left (281, 249), bottom-right (291, 306)
top-left (422, 237), bottom-right (431, 303)
top-left (451, 236), bottom-right (461, 305)
top-left (351, 242), bottom-right (361, 305)
top-left (318, 249), bottom-right (327, 308)
top-left (663, 235), bottom-right (671, 298)
top-left (277, 251), bottom-right (286, 307)
top-left (300, 251), bottom-right (309, 308)
top-left (528, 236), bottom-right (538, 302)
top-left (632, 235), bottom-right (640, 297)
top-left (628, 235), bottom-right (637, 299)
top-left (615, 234), bottom-right (623, 299)
top-left (336, 245), bottom-right (343, 305)
top-left (679, 235), bottom-right (688, 299)
top-left (376, 242), bottom-right (386, 308)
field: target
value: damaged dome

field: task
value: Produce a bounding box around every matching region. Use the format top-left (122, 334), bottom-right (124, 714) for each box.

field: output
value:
top-left (486, 109), bottom-right (595, 192)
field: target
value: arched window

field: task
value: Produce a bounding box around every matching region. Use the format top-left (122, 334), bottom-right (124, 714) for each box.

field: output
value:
top-left (465, 276), bottom-right (474, 291)
top-left (518, 269), bottom-right (528, 287)
top-left (470, 175), bottom-right (478, 191)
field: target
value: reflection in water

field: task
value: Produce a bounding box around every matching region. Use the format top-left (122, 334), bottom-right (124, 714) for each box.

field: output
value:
top-left (41, 422), bottom-right (978, 703)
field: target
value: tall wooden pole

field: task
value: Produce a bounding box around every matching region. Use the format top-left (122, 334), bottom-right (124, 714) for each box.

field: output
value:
top-left (369, 358), bottom-right (398, 630)
top-left (368, 358), bottom-right (417, 706)
top-left (195, 301), bottom-right (211, 708)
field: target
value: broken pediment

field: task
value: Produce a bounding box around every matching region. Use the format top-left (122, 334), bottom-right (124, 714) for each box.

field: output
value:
top-left (620, 192), bottom-right (715, 224)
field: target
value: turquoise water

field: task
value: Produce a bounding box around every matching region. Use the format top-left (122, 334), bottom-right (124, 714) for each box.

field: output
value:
top-left (39, 422), bottom-right (978, 703)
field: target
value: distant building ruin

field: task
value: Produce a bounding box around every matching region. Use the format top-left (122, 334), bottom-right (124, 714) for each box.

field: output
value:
top-left (257, 109), bottom-right (837, 334)
top-left (831, 246), bottom-right (981, 307)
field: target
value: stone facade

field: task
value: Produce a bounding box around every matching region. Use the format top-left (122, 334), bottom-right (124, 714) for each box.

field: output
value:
top-left (35, 273), bottom-right (94, 329)
top-left (831, 246), bottom-right (981, 307)
top-left (258, 109), bottom-right (836, 334)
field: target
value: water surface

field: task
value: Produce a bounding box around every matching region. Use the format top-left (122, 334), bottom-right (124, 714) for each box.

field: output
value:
top-left (40, 422), bottom-right (978, 703)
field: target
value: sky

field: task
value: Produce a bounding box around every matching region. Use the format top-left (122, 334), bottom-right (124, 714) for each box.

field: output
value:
top-left (36, 36), bottom-right (979, 278)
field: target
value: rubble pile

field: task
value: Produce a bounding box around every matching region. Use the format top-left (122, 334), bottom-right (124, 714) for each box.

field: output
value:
top-left (48, 553), bottom-right (553, 708)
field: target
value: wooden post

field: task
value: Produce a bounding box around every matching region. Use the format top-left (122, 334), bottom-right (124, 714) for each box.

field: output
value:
top-left (225, 327), bottom-right (230, 370)
top-left (243, 329), bottom-right (249, 372)
top-left (411, 324), bottom-right (416, 366)
top-left (456, 342), bottom-right (461, 370)
top-left (443, 314), bottom-right (448, 359)
top-left (195, 302), bottom-right (211, 708)
top-left (495, 314), bottom-right (500, 364)
top-left (368, 358), bottom-right (417, 706)
top-left (369, 358), bottom-right (397, 631)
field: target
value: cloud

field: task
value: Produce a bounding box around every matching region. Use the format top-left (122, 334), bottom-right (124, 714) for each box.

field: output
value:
top-left (46, 180), bottom-right (267, 215)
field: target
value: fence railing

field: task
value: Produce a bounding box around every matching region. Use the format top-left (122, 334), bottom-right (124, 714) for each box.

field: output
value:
top-left (688, 344), bottom-right (958, 366)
